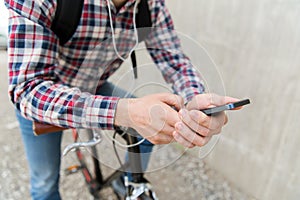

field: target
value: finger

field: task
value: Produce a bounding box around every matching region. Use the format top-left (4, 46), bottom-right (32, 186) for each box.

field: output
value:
top-left (209, 127), bottom-right (222, 135)
top-left (179, 109), bottom-right (210, 137)
top-left (189, 110), bottom-right (211, 128)
top-left (141, 122), bottom-right (176, 138)
top-left (189, 109), bottom-right (227, 131)
top-left (173, 131), bottom-right (195, 148)
top-left (180, 109), bottom-right (224, 136)
top-left (200, 136), bottom-right (212, 146)
top-left (164, 105), bottom-right (182, 127)
top-left (201, 93), bottom-right (240, 107)
top-left (186, 93), bottom-right (217, 110)
top-left (208, 111), bottom-right (227, 130)
top-left (175, 122), bottom-right (208, 146)
top-left (146, 132), bottom-right (175, 145)
top-left (147, 103), bottom-right (181, 133)
top-left (187, 93), bottom-right (240, 110)
top-left (159, 93), bottom-right (184, 111)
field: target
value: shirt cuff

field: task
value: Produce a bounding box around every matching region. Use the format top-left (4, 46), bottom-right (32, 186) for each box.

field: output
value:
top-left (84, 95), bottom-right (120, 130)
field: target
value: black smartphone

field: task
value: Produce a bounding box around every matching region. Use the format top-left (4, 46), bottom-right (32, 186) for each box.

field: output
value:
top-left (200, 99), bottom-right (250, 116)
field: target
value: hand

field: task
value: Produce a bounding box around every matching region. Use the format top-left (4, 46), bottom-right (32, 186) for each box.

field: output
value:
top-left (114, 93), bottom-right (184, 144)
top-left (173, 93), bottom-right (240, 148)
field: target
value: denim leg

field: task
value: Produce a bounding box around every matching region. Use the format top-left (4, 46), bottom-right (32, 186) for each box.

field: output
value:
top-left (97, 82), bottom-right (154, 172)
top-left (16, 111), bottom-right (62, 200)
top-left (137, 139), bottom-right (153, 171)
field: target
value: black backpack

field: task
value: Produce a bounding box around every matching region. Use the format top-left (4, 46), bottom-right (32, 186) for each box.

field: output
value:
top-left (51, 0), bottom-right (152, 78)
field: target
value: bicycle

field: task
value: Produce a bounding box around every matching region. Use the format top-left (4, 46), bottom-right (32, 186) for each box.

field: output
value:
top-left (33, 123), bottom-right (158, 200)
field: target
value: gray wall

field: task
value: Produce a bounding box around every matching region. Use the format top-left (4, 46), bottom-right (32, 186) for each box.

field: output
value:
top-left (164, 0), bottom-right (300, 199)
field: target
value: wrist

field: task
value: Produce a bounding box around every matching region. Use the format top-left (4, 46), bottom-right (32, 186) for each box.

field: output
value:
top-left (114, 98), bottom-right (134, 127)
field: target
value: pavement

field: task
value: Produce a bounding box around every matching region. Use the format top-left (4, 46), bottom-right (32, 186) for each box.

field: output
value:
top-left (0, 50), bottom-right (254, 200)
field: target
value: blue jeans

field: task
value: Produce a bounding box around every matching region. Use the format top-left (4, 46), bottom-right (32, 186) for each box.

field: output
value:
top-left (16, 82), bottom-right (153, 200)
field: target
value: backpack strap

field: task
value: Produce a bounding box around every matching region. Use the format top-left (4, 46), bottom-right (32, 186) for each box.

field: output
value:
top-left (136, 0), bottom-right (152, 42)
top-left (131, 0), bottom-right (152, 78)
top-left (51, 0), bottom-right (152, 45)
top-left (51, 0), bottom-right (84, 45)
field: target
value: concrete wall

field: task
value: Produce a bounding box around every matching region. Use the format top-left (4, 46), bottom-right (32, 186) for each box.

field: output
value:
top-left (164, 0), bottom-right (300, 199)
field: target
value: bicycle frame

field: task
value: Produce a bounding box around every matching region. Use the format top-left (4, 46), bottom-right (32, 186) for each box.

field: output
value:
top-left (68, 128), bottom-right (158, 200)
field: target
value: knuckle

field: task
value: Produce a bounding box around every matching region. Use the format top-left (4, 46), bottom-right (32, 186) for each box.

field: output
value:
top-left (149, 135), bottom-right (160, 144)
top-left (176, 95), bottom-right (184, 104)
top-left (203, 114), bottom-right (210, 122)
top-left (201, 100), bottom-right (211, 109)
top-left (201, 115), bottom-right (210, 126)
top-left (192, 110), bottom-right (206, 124)
top-left (203, 136), bottom-right (212, 146)
top-left (198, 138), bottom-right (205, 147)
top-left (201, 128), bottom-right (210, 137)
top-left (171, 94), bottom-right (181, 103)
top-left (184, 142), bottom-right (193, 148)
top-left (151, 138), bottom-right (159, 145)
top-left (168, 95), bottom-right (176, 104)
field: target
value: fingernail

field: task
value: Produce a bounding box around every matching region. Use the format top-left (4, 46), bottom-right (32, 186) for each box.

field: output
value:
top-left (176, 122), bottom-right (183, 130)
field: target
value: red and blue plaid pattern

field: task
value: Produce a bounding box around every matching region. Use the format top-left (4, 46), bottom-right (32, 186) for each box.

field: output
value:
top-left (5, 0), bottom-right (205, 130)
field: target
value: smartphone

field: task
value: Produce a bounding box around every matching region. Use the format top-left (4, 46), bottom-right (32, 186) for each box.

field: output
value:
top-left (200, 99), bottom-right (250, 116)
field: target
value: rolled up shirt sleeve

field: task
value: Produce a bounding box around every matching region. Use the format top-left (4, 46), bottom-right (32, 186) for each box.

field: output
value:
top-left (5, 0), bottom-right (119, 130)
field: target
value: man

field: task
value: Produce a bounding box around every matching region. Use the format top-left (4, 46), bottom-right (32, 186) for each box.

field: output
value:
top-left (5, 0), bottom-right (239, 199)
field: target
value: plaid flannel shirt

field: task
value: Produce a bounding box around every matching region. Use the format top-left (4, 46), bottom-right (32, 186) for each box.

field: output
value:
top-left (5, 0), bottom-right (205, 130)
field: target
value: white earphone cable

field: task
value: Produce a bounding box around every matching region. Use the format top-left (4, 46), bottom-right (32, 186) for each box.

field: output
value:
top-left (106, 0), bottom-right (145, 147)
top-left (106, 0), bottom-right (139, 62)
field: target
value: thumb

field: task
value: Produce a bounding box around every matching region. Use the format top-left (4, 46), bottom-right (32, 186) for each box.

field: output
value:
top-left (158, 93), bottom-right (184, 111)
top-left (187, 93), bottom-right (240, 110)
